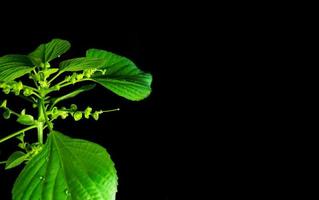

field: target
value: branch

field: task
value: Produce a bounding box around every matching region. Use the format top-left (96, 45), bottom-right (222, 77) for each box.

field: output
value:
top-left (0, 125), bottom-right (37, 144)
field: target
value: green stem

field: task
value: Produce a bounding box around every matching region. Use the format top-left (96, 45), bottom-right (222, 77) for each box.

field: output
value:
top-left (41, 99), bottom-right (52, 132)
top-left (48, 71), bottom-right (62, 84)
top-left (37, 122), bottom-right (44, 144)
top-left (23, 85), bottom-right (38, 93)
top-left (32, 69), bottom-right (40, 88)
top-left (38, 98), bottom-right (52, 144)
top-left (0, 125), bottom-right (37, 143)
top-left (59, 78), bottom-right (92, 89)
top-left (101, 108), bottom-right (120, 113)
top-left (7, 108), bottom-right (20, 117)
top-left (0, 161), bottom-right (6, 164)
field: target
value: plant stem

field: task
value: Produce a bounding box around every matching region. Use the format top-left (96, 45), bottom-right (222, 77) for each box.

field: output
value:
top-left (48, 71), bottom-right (62, 84)
top-left (5, 108), bottom-right (20, 117)
top-left (59, 78), bottom-right (92, 89)
top-left (40, 99), bottom-right (52, 132)
top-left (37, 97), bottom-right (52, 144)
top-left (0, 125), bottom-right (37, 143)
top-left (37, 122), bottom-right (44, 144)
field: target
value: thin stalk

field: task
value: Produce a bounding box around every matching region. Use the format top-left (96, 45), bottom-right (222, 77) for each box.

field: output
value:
top-left (48, 71), bottom-right (62, 84)
top-left (59, 78), bottom-right (92, 89)
top-left (40, 98), bottom-right (53, 132)
top-left (37, 122), bottom-right (44, 144)
top-left (0, 125), bottom-right (37, 143)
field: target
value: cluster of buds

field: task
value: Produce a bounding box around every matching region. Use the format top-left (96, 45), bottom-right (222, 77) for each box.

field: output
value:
top-left (49, 104), bottom-right (118, 122)
top-left (64, 68), bottom-right (107, 84)
top-left (0, 81), bottom-right (33, 96)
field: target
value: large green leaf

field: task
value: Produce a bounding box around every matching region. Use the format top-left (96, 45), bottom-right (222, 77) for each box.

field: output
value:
top-left (12, 131), bottom-right (117, 200)
top-left (59, 57), bottom-right (105, 72)
top-left (86, 49), bottom-right (152, 101)
top-left (0, 55), bottom-right (34, 81)
top-left (28, 39), bottom-right (71, 65)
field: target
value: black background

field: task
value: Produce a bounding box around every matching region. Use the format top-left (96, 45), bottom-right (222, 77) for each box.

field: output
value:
top-left (0, 3), bottom-right (183, 200)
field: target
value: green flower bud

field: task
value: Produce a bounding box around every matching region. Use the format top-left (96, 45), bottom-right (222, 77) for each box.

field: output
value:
top-left (60, 111), bottom-right (69, 119)
top-left (52, 107), bottom-right (58, 115)
top-left (0, 82), bottom-right (7, 88)
top-left (3, 88), bottom-right (10, 94)
top-left (39, 81), bottom-right (49, 88)
top-left (64, 76), bottom-right (71, 82)
top-left (23, 88), bottom-right (33, 96)
top-left (17, 114), bottom-right (35, 125)
top-left (16, 133), bottom-right (25, 142)
top-left (73, 111), bottom-right (83, 121)
top-left (53, 85), bottom-right (60, 91)
top-left (92, 111), bottom-right (99, 121)
top-left (50, 107), bottom-right (59, 120)
top-left (70, 73), bottom-right (77, 84)
top-left (18, 143), bottom-right (26, 150)
top-left (70, 104), bottom-right (78, 111)
top-left (45, 62), bottom-right (50, 68)
top-left (40, 63), bottom-right (45, 68)
top-left (12, 81), bottom-right (23, 95)
top-left (76, 74), bottom-right (84, 80)
top-left (83, 69), bottom-right (96, 78)
top-left (0, 99), bottom-right (7, 108)
top-left (20, 109), bottom-right (26, 115)
top-left (84, 107), bottom-right (92, 119)
top-left (3, 110), bottom-right (11, 119)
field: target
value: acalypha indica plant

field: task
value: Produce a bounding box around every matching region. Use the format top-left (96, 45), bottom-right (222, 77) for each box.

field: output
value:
top-left (0, 39), bottom-right (152, 199)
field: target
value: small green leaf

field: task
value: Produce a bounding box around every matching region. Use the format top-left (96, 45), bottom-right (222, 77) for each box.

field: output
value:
top-left (0, 99), bottom-right (7, 108)
top-left (28, 38), bottom-right (71, 65)
top-left (73, 111), bottom-right (82, 121)
top-left (17, 115), bottom-right (34, 125)
top-left (5, 151), bottom-right (27, 170)
top-left (12, 131), bottom-right (118, 200)
top-left (0, 55), bottom-right (34, 82)
top-left (59, 57), bottom-right (105, 72)
top-left (86, 49), bottom-right (152, 101)
top-left (51, 84), bottom-right (96, 107)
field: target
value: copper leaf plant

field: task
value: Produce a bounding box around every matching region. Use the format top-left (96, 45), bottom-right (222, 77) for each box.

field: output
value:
top-left (0, 39), bottom-right (152, 200)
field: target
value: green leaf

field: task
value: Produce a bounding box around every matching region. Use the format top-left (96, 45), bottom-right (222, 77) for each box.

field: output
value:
top-left (86, 49), bottom-right (152, 101)
top-left (12, 131), bottom-right (117, 200)
top-left (5, 151), bottom-right (27, 170)
top-left (17, 115), bottom-right (35, 125)
top-left (51, 84), bottom-right (96, 107)
top-left (28, 39), bottom-right (71, 65)
top-left (59, 57), bottom-right (105, 72)
top-left (0, 55), bottom-right (34, 81)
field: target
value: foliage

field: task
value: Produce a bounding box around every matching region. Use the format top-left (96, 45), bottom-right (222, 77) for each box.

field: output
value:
top-left (0, 39), bottom-right (152, 200)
